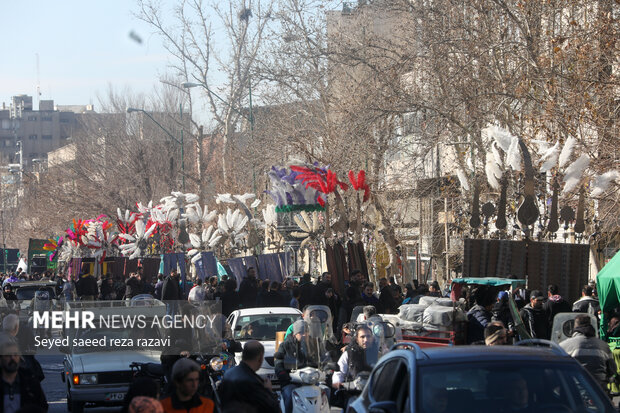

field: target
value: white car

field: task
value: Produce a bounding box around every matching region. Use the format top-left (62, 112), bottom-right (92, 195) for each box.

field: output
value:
top-left (227, 307), bottom-right (302, 386)
top-left (61, 299), bottom-right (166, 412)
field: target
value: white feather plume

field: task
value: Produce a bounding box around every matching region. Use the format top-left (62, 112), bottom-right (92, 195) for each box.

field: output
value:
top-left (591, 171), bottom-right (620, 197)
top-left (539, 141), bottom-right (560, 172)
top-left (485, 156), bottom-right (503, 190)
top-left (262, 205), bottom-right (277, 226)
top-left (491, 141), bottom-right (503, 168)
top-left (483, 124), bottom-right (514, 152)
top-left (466, 156), bottom-right (474, 172)
top-left (558, 136), bottom-right (576, 168)
top-left (456, 169), bottom-right (470, 191)
top-left (562, 154), bottom-right (590, 194)
top-left (506, 136), bottom-right (522, 171)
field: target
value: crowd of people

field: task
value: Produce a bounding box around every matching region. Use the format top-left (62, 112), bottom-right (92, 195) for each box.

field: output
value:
top-left (0, 263), bottom-right (616, 413)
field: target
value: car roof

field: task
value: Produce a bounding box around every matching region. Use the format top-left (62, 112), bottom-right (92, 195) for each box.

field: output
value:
top-left (9, 281), bottom-right (57, 288)
top-left (235, 307), bottom-right (302, 316)
top-left (414, 345), bottom-right (572, 365)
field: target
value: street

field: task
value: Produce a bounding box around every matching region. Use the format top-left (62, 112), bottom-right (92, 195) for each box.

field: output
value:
top-left (38, 354), bottom-right (343, 412)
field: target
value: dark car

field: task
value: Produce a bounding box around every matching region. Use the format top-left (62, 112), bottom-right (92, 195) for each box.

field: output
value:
top-left (347, 340), bottom-right (617, 413)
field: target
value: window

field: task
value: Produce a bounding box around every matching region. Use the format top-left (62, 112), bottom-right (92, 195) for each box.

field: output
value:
top-left (27, 115), bottom-right (37, 121)
top-left (42, 135), bottom-right (53, 140)
top-left (370, 358), bottom-right (406, 402)
top-left (29, 153), bottom-right (37, 158)
top-left (417, 362), bottom-right (611, 413)
top-left (41, 116), bottom-right (52, 121)
top-left (29, 134), bottom-right (37, 140)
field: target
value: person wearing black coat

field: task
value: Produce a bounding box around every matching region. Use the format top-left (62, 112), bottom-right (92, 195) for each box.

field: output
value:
top-left (0, 340), bottom-right (48, 413)
top-left (297, 274), bottom-right (316, 309)
top-left (161, 271), bottom-right (182, 301)
top-left (219, 340), bottom-right (280, 413)
top-left (124, 273), bottom-right (143, 299)
top-left (238, 268), bottom-right (259, 309)
top-left (519, 290), bottom-right (551, 340)
top-left (75, 273), bottom-right (98, 300)
top-left (467, 304), bottom-right (494, 344)
top-left (543, 284), bottom-right (571, 328)
top-left (377, 278), bottom-right (398, 314)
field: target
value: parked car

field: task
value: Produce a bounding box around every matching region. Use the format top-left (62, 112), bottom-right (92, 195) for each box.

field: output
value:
top-left (227, 307), bottom-right (302, 386)
top-left (347, 340), bottom-right (617, 413)
top-left (61, 299), bottom-right (166, 412)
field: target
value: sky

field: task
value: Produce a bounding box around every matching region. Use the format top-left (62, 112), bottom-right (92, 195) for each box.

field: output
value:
top-left (1, 0), bottom-right (170, 109)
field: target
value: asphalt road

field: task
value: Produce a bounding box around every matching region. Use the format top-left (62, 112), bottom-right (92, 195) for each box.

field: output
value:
top-left (39, 354), bottom-right (342, 412)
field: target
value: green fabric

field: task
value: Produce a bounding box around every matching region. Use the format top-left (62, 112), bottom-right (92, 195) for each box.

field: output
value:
top-left (597, 251), bottom-right (620, 340)
top-left (275, 204), bottom-right (324, 213)
top-left (284, 323), bottom-right (293, 340)
top-left (452, 277), bottom-right (526, 287)
top-left (610, 348), bottom-right (620, 394)
top-left (217, 260), bottom-right (228, 279)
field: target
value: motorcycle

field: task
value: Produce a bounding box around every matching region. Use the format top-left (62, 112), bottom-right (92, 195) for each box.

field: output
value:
top-left (129, 361), bottom-right (168, 390)
top-left (278, 317), bottom-right (332, 413)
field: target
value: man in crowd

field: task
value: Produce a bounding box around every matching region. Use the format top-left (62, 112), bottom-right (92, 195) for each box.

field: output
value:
top-left (332, 325), bottom-right (376, 389)
top-left (466, 293), bottom-right (494, 344)
top-left (378, 278), bottom-right (397, 314)
top-left (297, 273), bottom-right (315, 309)
top-left (160, 358), bottom-right (214, 413)
top-left (219, 340), bottom-right (280, 413)
top-left (519, 290), bottom-right (550, 339)
top-left (124, 272), bottom-right (143, 300)
top-left (314, 272), bottom-right (332, 305)
top-left (154, 274), bottom-right (165, 300)
top-left (361, 282), bottom-right (380, 308)
top-left (0, 337), bottom-right (48, 413)
top-left (275, 320), bottom-right (313, 413)
top-left (544, 284), bottom-right (572, 326)
top-left (162, 270), bottom-right (182, 316)
top-left (238, 268), bottom-right (258, 309)
top-left (76, 271), bottom-right (98, 301)
top-left (188, 278), bottom-right (206, 304)
top-left (560, 314), bottom-right (616, 389)
top-left (573, 285), bottom-right (600, 314)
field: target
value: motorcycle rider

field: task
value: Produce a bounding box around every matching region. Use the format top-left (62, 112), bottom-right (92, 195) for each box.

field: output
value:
top-left (332, 325), bottom-right (376, 387)
top-left (275, 320), bottom-right (315, 413)
top-left (218, 340), bottom-right (280, 413)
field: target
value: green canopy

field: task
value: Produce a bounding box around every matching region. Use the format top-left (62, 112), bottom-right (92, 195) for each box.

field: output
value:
top-left (452, 277), bottom-right (526, 287)
top-left (596, 250), bottom-right (620, 340)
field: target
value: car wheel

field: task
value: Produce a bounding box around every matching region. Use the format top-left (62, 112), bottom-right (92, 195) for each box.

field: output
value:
top-left (71, 400), bottom-right (84, 413)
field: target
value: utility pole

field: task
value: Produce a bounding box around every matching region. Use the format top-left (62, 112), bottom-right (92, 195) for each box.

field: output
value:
top-left (0, 210), bottom-right (5, 273)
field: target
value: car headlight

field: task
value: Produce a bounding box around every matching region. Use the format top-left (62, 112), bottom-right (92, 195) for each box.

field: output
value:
top-left (299, 369), bottom-right (320, 385)
top-left (210, 357), bottom-right (224, 371)
top-left (74, 374), bottom-right (98, 385)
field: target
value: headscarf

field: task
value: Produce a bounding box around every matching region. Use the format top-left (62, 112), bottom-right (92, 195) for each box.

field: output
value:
top-left (129, 397), bottom-right (163, 413)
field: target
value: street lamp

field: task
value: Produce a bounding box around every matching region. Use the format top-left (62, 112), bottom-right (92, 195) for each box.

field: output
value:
top-left (126, 107), bottom-right (185, 192)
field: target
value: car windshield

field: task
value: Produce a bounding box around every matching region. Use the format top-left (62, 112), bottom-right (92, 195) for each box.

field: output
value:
top-left (417, 362), bottom-right (613, 413)
top-left (71, 326), bottom-right (162, 354)
top-left (235, 313), bottom-right (301, 341)
top-left (16, 286), bottom-right (56, 300)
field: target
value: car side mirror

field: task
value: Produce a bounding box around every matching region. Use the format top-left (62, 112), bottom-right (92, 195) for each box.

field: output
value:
top-left (369, 401), bottom-right (398, 413)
